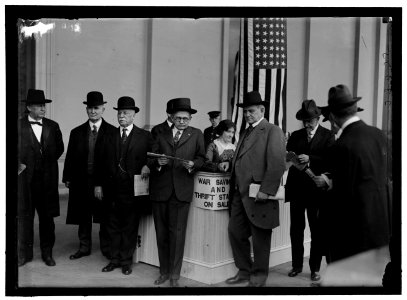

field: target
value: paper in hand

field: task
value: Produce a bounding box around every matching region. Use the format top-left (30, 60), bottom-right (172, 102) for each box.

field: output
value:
top-left (134, 175), bottom-right (149, 196)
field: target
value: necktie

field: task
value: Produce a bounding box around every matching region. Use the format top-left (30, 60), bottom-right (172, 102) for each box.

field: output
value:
top-left (92, 125), bottom-right (97, 136)
top-left (244, 125), bottom-right (254, 140)
top-left (29, 121), bottom-right (42, 126)
top-left (173, 130), bottom-right (181, 144)
top-left (307, 132), bottom-right (312, 143)
top-left (121, 128), bottom-right (127, 145)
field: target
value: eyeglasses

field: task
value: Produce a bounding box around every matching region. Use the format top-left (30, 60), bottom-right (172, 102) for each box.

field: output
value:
top-left (174, 117), bottom-right (191, 122)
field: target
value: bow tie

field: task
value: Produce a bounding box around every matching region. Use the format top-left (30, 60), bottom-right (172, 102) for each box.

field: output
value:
top-left (29, 121), bottom-right (43, 126)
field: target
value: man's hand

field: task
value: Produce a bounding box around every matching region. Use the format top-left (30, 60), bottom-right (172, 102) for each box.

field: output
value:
top-left (95, 186), bottom-right (103, 200)
top-left (312, 176), bottom-right (328, 189)
top-left (297, 154), bottom-right (310, 164)
top-left (255, 191), bottom-right (269, 203)
top-left (218, 162), bottom-right (230, 172)
top-left (182, 160), bottom-right (194, 170)
top-left (141, 165), bottom-right (150, 180)
top-left (65, 181), bottom-right (71, 188)
top-left (157, 157), bottom-right (169, 166)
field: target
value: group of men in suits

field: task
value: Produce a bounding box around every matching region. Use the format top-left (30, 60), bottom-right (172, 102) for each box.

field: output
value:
top-left (17, 84), bottom-right (390, 288)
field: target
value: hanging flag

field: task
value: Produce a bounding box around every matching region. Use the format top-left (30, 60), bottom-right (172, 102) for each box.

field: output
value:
top-left (232, 18), bottom-right (287, 143)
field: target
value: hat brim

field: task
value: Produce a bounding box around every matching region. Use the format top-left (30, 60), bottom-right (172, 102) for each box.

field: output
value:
top-left (83, 101), bottom-right (107, 105)
top-left (114, 107), bottom-right (140, 113)
top-left (328, 97), bottom-right (362, 111)
top-left (169, 108), bottom-right (197, 114)
top-left (23, 99), bottom-right (52, 104)
top-left (236, 101), bottom-right (269, 108)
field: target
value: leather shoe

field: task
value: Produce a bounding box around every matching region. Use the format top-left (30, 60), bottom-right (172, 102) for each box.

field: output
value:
top-left (122, 265), bottom-right (132, 275)
top-left (170, 279), bottom-right (179, 287)
top-left (102, 262), bottom-right (120, 272)
top-left (154, 274), bottom-right (169, 285)
top-left (18, 257), bottom-right (32, 267)
top-left (288, 268), bottom-right (302, 277)
top-left (247, 281), bottom-right (265, 287)
top-left (311, 272), bottom-right (321, 281)
top-left (42, 255), bottom-right (56, 266)
top-left (69, 250), bottom-right (91, 260)
top-left (225, 273), bottom-right (249, 284)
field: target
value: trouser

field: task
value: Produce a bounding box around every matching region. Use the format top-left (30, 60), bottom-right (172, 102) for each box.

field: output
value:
top-left (106, 200), bottom-right (140, 266)
top-left (228, 189), bottom-right (273, 285)
top-left (152, 192), bottom-right (191, 280)
top-left (289, 201), bottom-right (322, 272)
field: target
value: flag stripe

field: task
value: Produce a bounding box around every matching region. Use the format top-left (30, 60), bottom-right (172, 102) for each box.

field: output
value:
top-left (264, 69), bottom-right (272, 120)
top-left (274, 69), bottom-right (282, 126)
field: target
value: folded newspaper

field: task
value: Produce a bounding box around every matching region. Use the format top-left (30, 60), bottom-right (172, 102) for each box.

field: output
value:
top-left (249, 183), bottom-right (284, 201)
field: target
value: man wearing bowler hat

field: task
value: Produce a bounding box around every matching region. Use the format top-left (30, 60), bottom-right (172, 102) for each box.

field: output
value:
top-left (285, 99), bottom-right (334, 282)
top-left (17, 89), bottom-right (64, 267)
top-left (63, 91), bottom-right (116, 261)
top-left (226, 91), bottom-right (286, 287)
top-left (203, 111), bottom-right (221, 150)
top-left (322, 84), bottom-right (390, 262)
top-left (149, 98), bottom-right (205, 287)
top-left (94, 96), bottom-right (153, 275)
top-left (151, 99), bottom-right (174, 139)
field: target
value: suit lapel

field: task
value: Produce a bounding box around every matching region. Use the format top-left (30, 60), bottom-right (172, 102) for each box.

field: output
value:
top-left (115, 127), bottom-right (121, 162)
top-left (236, 119), bottom-right (267, 159)
top-left (127, 125), bottom-right (138, 153)
top-left (176, 127), bottom-right (193, 148)
top-left (309, 125), bottom-right (322, 150)
top-left (41, 118), bottom-right (50, 151)
top-left (22, 117), bottom-right (36, 150)
top-left (164, 126), bottom-right (174, 147)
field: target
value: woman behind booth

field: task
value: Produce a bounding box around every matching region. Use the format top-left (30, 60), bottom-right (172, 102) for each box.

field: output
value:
top-left (203, 119), bottom-right (236, 173)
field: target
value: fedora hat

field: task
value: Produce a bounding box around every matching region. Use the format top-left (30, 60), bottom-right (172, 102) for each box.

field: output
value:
top-left (327, 84), bottom-right (361, 112)
top-left (83, 91), bottom-right (107, 106)
top-left (319, 105), bottom-right (364, 122)
top-left (23, 89), bottom-right (52, 104)
top-left (236, 91), bottom-right (269, 108)
top-left (168, 98), bottom-right (197, 114)
top-left (113, 96), bottom-right (140, 113)
top-left (295, 99), bottom-right (321, 121)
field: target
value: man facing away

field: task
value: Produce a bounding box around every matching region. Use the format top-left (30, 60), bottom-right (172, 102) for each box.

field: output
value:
top-left (63, 91), bottom-right (116, 261)
top-left (18, 89), bottom-right (64, 267)
top-left (226, 91), bottom-right (286, 287)
top-left (149, 98), bottom-right (205, 287)
top-left (94, 96), bottom-right (153, 275)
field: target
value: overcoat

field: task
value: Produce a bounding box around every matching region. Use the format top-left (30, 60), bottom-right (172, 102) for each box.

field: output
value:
top-left (63, 119), bottom-right (116, 224)
top-left (151, 120), bottom-right (172, 140)
top-left (18, 116), bottom-right (64, 217)
top-left (230, 119), bottom-right (286, 230)
top-left (149, 126), bottom-right (206, 203)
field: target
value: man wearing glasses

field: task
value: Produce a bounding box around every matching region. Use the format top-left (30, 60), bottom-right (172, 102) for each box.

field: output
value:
top-left (94, 96), bottom-right (153, 276)
top-left (149, 98), bottom-right (205, 287)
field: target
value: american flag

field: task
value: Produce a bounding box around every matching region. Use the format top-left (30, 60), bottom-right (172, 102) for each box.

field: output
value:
top-left (231, 18), bottom-right (287, 142)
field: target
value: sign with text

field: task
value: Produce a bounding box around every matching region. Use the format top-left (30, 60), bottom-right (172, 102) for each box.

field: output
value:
top-left (193, 172), bottom-right (231, 210)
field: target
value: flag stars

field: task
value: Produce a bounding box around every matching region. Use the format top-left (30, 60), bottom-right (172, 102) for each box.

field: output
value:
top-left (263, 38), bottom-right (267, 43)
top-left (263, 31), bottom-right (268, 36)
top-left (263, 61), bottom-right (268, 66)
top-left (255, 31), bottom-right (260, 35)
top-left (256, 61), bottom-right (261, 66)
top-left (263, 53), bottom-right (268, 58)
top-left (256, 53), bottom-right (260, 58)
top-left (263, 45), bottom-right (268, 50)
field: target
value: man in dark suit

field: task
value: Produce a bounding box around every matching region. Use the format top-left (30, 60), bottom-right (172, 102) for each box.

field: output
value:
top-left (94, 96), bottom-right (153, 275)
top-left (151, 99), bottom-right (174, 139)
top-left (17, 89), bottom-right (64, 267)
top-left (63, 91), bottom-right (116, 261)
top-left (323, 84), bottom-right (390, 262)
top-left (203, 110), bottom-right (221, 150)
top-left (285, 99), bottom-right (334, 281)
top-left (149, 98), bottom-right (205, 287)
top-left (225, 91), bottom-right (286, 287)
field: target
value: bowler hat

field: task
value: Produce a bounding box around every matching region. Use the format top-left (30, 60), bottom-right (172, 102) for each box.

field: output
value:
top-left (23, 89), bottom-right (52, 104)
top-left (208, 111), bottom-right (221, 118)
top-left (113, 96), bottom-right (140, 113)
top-left (166, 99), bottom-right (174, 114)
top-left (327, 84), bottom-right (361, 112)
top-left (83, 91), bottom-right (107, 106)
top-left (295, 99), bottom-right (321, 121)
top-left (319, 105), bottom-right (364, 122)
top-left (236, 91), bottom-right (269, 108)
top-left (168, 98), bottom-right (197, 114)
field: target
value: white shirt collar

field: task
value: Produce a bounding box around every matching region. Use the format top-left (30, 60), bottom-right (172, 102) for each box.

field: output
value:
top-left (89, 118), bottom-right (102, 131)
top-left (28, 115), bottom-right (43, 124)
top-left (251, 117), bottom-right (264, 128)
top-left (172, 126), bottom-right (184, 137)
top-left (120, 123), bottom-right (134, 135)
top-left (309, 123), bottom-right (319, 138)
top-left (336, 116), bottom-right (360, 140)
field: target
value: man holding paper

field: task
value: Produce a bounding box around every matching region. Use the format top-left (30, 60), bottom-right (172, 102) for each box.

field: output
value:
top-left (226, 91), bottom-right (286, 287)
top-left (94, 96), bottom-right (153, 275)
top-left (149, 98), bottom-right (205, 287)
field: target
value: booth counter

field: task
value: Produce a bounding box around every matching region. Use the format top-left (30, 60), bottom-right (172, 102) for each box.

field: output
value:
top-left (136, 171), bottom-right (311, 284)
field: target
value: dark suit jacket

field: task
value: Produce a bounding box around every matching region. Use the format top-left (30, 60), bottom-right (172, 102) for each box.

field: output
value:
top-left (328, 120), bottom-right (390, 260)
top-left (94, 125), bottom-right (154, 205)
top-left (18, 116), bottom-right (64, 217)
top-left (230, 119), bottom-right (286, 229)
top-left (151, 120), bottom-right (172, 140)
top-left (285, 125), bottom-right (335, 204)
top-left (63, 119), bottom-right (116, 224)
top-left (203, 126), bottom-right (217, 150)
top-left (149, 126), bottom-right (206, 203)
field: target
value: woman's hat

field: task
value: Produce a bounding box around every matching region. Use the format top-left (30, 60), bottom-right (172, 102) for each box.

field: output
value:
top-left (83, 91), bottom-right (107, 106)
top-left (22, 89), bottom-right (52, 104)
top-left (295, 99), bottom-right (321, 121)
top-left (113, 96), bottom-right (140, 113)
top-left (168, 98), bottom-right (197, 114)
